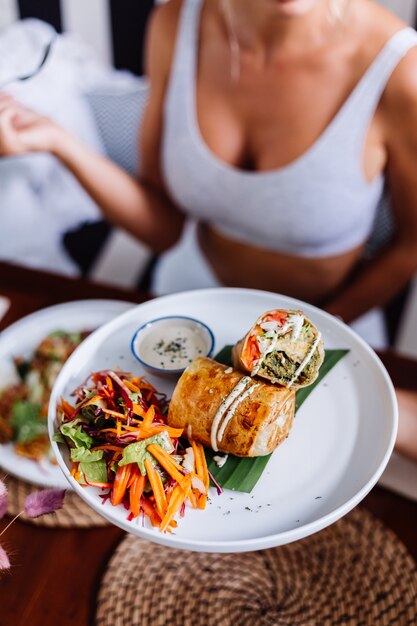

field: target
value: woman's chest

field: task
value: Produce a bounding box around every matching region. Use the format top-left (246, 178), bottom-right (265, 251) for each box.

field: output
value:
top-left (195, 49), bottom-right (386, 177)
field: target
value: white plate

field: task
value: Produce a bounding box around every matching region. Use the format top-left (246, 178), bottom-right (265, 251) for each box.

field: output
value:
top-left (49, 288), bottom-right (397, 552)
top-left (0, 299), bottom-right (134, 488)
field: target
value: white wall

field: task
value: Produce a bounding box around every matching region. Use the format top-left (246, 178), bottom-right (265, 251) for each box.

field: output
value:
top-left (0, 0), bottom-right (17, 30)
top-left (60, 0), bottom-right (113, 65)
top-left (378, 0), bottom-right (416, 23)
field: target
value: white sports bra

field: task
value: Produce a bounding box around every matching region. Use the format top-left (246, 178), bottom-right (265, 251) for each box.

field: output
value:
top-left (162, 0), bottom-right (417, 258)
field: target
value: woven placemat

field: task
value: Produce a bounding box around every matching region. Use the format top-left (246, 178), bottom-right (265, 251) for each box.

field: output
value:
top-left (4, 474), bottom-right (109, 528)
top-left (96, 507), bottom-right (417, 626)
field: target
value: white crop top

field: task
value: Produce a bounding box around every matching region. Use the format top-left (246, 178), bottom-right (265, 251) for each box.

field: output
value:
top-left (162, 0), bottom-right (417, 258)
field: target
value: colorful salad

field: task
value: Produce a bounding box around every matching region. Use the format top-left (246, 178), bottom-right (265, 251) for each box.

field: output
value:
top-left (0, 331), bottom-right (89, 461)
top-left (55, 370), bottom-right (211, 532)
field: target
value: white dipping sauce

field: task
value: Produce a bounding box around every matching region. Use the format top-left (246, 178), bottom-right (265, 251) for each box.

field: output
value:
top-left (136, 323), bottom-right (209, 370)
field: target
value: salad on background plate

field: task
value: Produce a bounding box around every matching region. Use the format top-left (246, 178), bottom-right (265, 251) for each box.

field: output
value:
top-left (0, 300), bottom-right (134, 489)
top-left (0, 330), bottom-right (90, 462)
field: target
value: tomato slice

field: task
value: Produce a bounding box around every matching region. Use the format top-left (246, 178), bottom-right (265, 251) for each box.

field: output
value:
top-left (241, 334), bottom-right (261, 369)
top-left (261, 310), bottom-right (288, 326)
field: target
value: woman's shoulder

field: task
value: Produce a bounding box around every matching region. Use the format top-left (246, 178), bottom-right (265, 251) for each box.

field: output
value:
top-left (356, 2), bottom-right (417, 124)
top-left (144, 0), bottom-right (184, 79)
top-left (149, 0), bottom-right (184, 35)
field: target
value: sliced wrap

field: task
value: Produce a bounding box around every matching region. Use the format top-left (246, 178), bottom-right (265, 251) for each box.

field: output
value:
top-left (232, 309), bottom-right (324, 388)
top-left (168, 356), bottom-right (295, 457)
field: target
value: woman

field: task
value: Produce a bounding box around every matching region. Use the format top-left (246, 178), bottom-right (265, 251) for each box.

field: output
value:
top-left (1, 1), bottom-right (417, 454)
top-left (1, 0), bottom-right (417, 321)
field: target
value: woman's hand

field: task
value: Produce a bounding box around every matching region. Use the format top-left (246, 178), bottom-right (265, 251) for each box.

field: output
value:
top-left (0, 93), bottom-right (62, 156)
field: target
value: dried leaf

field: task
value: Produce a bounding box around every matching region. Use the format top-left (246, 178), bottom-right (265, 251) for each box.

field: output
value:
top-left (24, 489), bottom-right (66, 518)
top-left (0, 545), bottom-right (10, 570)
top-left (0, 480), bottom-right (7, 520)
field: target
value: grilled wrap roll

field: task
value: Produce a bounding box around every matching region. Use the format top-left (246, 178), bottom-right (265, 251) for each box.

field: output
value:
top-left (232, 309), bottom-right (324, 389)
top-left (168, 357), bottom-right (295, 457)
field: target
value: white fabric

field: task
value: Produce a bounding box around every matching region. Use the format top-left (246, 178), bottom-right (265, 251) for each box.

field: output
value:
top-left (162, 0), bottom-right (417, 258)
top-left (0, 20), bottom-right (117, 275)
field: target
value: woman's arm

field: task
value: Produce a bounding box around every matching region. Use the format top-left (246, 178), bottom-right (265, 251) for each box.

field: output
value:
top-left (0, 1), bottom-right (184, 253)
top-left (396, 389), bottom-right (417, 463)
top-left (325, 49), bottom-right (417, 323)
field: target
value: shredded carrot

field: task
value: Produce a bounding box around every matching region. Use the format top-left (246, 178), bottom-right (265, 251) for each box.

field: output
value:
top-left (191, 441), bottom-right (210, 491)
top-left (147, 444), bottom-right (185, 482)
top-left (102, 408), bottom-right (127, 420)
top-left (142, 405), bottom-right (155, 428)
top-left (60, 398), bottom-right (75, 418)
top-left (123, 379), bottom-right (140, 393)
top-left (187, 488), bottom-right (199, 509)
top-left (144, 459), bottom-right (167, 520)
top-left (140, 425), bottom-right (183, 438)
top-left (100, 427), bottom-right (129, 435)
top-left (129, 470), bottom-right (146, 518)
top-left (111, 464), bottom-right (132, 506)
top-left (84, 394), bottom-right (102, 407)
top-left (160, 475), bottom-right (192, 532)
top-left (132, 376), bottom-right (156, 391)
top-left (132, 403), bottom-right (145, 417)
top-left (197, 493), bottom-right (207, 509)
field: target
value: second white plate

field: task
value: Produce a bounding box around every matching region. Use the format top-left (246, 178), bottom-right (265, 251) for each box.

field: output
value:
top-left (0, 299), bottom-right (134, 488)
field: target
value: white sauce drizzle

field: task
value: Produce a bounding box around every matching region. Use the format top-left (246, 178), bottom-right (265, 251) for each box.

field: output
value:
top-left (287, 332), bottom-right (322, 388)
top-left (213, 454), bottom-right (229, 468)
top-left (216, 383), bottom-right (258, 445)
top-left (289, 314), bottom-right (304, 340)
top-left (210, 376), bottom-right (251, 451)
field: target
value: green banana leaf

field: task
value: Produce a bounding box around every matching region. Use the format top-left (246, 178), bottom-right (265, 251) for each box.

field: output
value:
top-left (206, 346), bottom-right (349, 493)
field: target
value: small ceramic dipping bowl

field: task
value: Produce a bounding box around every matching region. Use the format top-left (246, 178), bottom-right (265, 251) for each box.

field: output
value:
top-left (131, 315), bottom-right (215, 377)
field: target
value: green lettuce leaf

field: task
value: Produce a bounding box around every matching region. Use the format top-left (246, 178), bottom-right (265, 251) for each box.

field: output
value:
top-left (79, 459), bottom-right (108, 484)
top-left (60, 422), bottom-right (92, 449)
top-left (10, 401), bottom-right (47, 443)
top-left (207, 347), bottom-right (349, 492)
top-left (119, 432), bottom-right (173, 476)
top-left (68, 447), bottom-right (107, 484)
top-left (70, 448), bottom-right (104, 463)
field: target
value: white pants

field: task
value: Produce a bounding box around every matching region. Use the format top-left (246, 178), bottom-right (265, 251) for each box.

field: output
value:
top-left (152, 221), bottom-right (389, 350)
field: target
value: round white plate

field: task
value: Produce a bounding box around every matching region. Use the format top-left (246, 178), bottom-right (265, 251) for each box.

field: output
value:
top-left (49, 288), bottom-right (397, 552)
top-left (0, 299), bottom-right (134, 488)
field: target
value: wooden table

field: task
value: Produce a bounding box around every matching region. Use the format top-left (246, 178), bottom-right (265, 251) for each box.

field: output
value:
top-left (0, 261), bottom-right (416, 626)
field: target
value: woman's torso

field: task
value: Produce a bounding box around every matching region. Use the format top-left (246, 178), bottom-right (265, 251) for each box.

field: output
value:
top-left (161, 0), bottom-right (417, 304)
